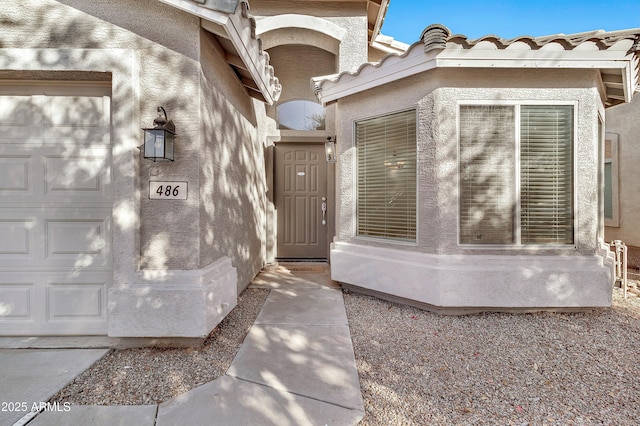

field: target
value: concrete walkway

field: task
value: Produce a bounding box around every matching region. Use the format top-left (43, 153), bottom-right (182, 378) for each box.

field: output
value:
top-left (2, 264), bottom-right (364, 425)
top-left (0, 348), bottom-right (110, 425)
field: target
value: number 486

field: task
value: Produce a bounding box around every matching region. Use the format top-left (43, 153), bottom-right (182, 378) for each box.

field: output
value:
top-left (156, 185), bottom-right (180, 197)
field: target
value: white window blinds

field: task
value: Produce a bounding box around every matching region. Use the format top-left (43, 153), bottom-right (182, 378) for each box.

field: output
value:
top-left (459, 104), bottom-right (574, 245)
top-left (520, 106), bottom-right (573, 244)
top-left (459, 105), bottom-right (516, 244)
top-left (356, 109), bottom-right (417, 241)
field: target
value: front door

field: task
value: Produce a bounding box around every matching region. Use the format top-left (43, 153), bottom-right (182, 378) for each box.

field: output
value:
top-left (275, 143), bottom-right (328, 259)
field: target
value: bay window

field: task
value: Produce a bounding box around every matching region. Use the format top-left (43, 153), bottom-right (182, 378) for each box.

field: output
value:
top-left (459, 104), bottom-right (574, 245)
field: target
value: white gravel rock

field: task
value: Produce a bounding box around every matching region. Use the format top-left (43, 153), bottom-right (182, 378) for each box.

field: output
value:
top-left (53, 288), bottom-right (269, 405)
top-left (344, 287), bottom-right (640, 425)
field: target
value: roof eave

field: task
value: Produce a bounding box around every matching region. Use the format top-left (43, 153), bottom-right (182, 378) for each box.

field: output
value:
top-left (368, 0), bottom-right (390, 46)
top-left (316, 46), bottom-right (638, 107)
top-left (158, 0), bottom-right (281, 104)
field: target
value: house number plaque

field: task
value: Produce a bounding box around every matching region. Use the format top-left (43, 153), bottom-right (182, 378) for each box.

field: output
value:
top-left (149, 181), bottom-right (188, 200)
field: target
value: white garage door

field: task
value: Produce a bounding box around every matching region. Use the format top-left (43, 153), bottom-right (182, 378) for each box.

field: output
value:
top-left (0, 82), bottom-right (112, 335)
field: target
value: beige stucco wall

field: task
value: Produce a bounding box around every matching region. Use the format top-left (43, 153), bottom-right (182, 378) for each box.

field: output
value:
top-left (251, 0), bottom-right (368, 73)
top-left (269, 45), bottom-right (337, 104)
top-left (330, 67), bottom-right (614, 309)
top-left (605, 95), bottom-right (640, 250)
top-left (0, 0), bottom-right (273, 337)
top-left (198, 30), bottom-right (269, 289)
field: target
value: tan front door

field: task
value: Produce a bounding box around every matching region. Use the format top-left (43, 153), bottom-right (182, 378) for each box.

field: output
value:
top-left (275, 143), bottom-right (328, 259)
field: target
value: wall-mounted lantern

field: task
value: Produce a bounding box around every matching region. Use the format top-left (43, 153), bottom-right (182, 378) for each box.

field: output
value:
top-left (142, 106), bottom-right (176, 162)
top-left (325, 136), bottom-right (337, 163)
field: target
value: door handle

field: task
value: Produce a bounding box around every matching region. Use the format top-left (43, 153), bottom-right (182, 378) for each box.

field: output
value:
top-left (321, 197), bottom-right (327, 225)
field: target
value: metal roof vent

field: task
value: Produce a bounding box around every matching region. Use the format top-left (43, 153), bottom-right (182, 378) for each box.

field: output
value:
top-left (421, 24), bottom-right (451, 53)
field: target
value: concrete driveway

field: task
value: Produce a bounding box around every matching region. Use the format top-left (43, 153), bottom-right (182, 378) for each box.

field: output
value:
top-left (0, 348), bottom-right (108, 425)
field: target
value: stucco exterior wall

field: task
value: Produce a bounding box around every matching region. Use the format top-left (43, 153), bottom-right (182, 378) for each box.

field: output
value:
top-left (331, 68), bottom-right (614, 309)
top-left (251, 1), bottom-right (368, 72)
top-left (2, 0), bottom-right (200, 58)
top-left (269, 45), bottom-right (337, 104)
top-left (605, 95), bottom-right (640, 250)
top-left (198, 30), bottom-right (268, 290)
top-left (0, 0), bottom-right (273, 337)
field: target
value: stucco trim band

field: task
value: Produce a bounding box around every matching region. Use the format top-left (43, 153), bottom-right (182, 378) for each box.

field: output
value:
top-left (331, 242), bottom-right (614, 309)
top-left (256, 14), bottom-right (347, 42)
top-left (108, 256), bottom-right (237, 337)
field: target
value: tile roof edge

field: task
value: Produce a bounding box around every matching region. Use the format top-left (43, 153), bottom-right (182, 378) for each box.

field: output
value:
top-left (314, 24), bottom-right (640, 96)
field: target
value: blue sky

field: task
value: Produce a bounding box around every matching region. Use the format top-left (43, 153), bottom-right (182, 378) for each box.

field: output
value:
top-left (381, 0), bottom-right (640, 45)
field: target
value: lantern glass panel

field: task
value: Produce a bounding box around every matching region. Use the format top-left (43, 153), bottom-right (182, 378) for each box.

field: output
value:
top-left (325, 140), bottom-right (336, 163)
top-left (144, 129), bottom-right (163, 159)
top-left (164, 131), bottom-right (175, 161)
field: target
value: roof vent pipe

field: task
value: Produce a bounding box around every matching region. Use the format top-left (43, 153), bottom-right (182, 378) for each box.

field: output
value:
top-left (420, 24), bottom-right (451, 53)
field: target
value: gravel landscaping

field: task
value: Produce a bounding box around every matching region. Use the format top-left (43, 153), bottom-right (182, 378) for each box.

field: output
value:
top-left (53, 281), bottom-right (640, 425)
top-left (344, 286), bottom-right (640, 425)
top-left (53, 288), bottom-right (269, 406)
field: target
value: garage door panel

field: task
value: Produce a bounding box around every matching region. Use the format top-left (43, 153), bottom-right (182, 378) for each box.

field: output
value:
top-left (0, 95), bottom-right (109, 145)
top-left (0, 283), bottom-right (34, 320)
top-left (0, 96), bottom-right (30, 125)
top-left (0, 148), bottom-right (111, 202)
top-left (0, 273), bottom-right (109, 335)
top-left (46, 218), bottom-right (110, 263)
top-left (0, 210), bottom-right (111, 269)
top-left (0, 211), bottom-right (43, 267)
top-left (44, 151), bottom-right (110, 196)
top-left (47, 283), bottom-right (105, 320)
top-left (45, 96), bottom-right (110, 143)
top-left (0, 96), bottom-right (42, 141)
top-left (0, 148), bottom-right (39, 200)
top-left (0, 155), bottom-right (32, 192)
top-left (0, 219), bottom-right (35, 256)
top-left (47, 96), bottom-right (106, 127)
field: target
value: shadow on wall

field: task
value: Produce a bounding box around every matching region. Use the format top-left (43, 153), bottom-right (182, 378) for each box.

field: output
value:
top-left (426, 90), bottom-right (607, 302)
top-left (0, 0), bottom-right (271, 322)
top-left (430, 92), bottom-right (596, 255)
top-left (198, 32), bottom-right (267, 291)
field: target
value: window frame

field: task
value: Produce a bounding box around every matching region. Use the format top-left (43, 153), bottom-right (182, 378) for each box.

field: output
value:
top-left (353, 107), bottom-right (419, 245)
top-left (276, 99), bottom-right (326, 131)
top-left (604, 132), bottom-right (620, 227)
top-left (457, 100), bottom-right (578, 249)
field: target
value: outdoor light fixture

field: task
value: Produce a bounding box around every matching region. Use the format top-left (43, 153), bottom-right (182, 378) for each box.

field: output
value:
top-left (325, 136), bottom-right (337, 163)
top-left (142, 106), bottom-right (176, 162)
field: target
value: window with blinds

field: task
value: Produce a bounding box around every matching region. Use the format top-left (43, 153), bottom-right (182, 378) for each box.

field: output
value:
top-left (459, 104), bottom-right (574, 246)
top-left (356, 109), bottom-right (417, 241)
top-left (520, 105), bottom-right (573, 244)
top-left (460, 106), bottom-right (516, 244)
